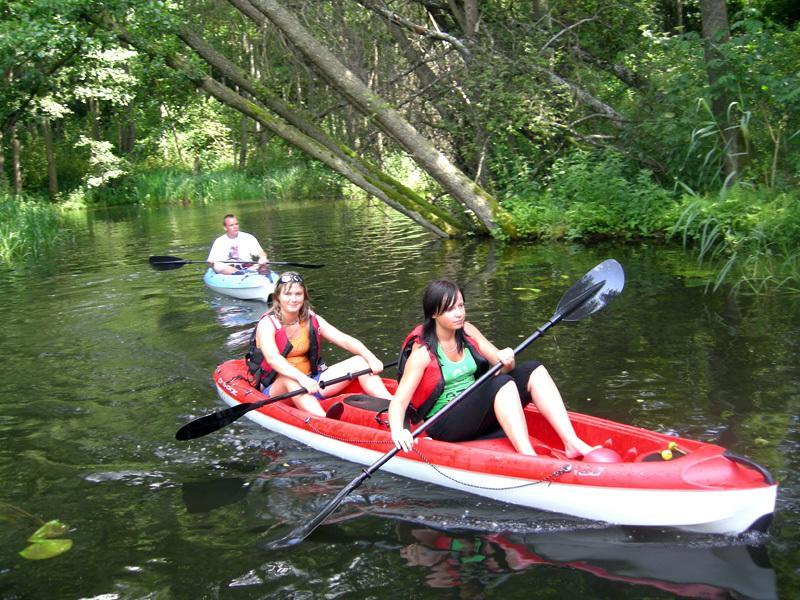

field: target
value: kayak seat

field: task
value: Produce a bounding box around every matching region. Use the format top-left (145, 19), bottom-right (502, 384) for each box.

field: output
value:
top-left (324, 394), bottom-right (393, 429)
top-left (324, 394), bottom-right (419, 431)
top-left (342, 394), bottom-right (391, 412)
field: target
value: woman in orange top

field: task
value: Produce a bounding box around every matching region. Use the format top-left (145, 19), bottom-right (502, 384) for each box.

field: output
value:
top-left (250, 272), bottom-right (392, 416)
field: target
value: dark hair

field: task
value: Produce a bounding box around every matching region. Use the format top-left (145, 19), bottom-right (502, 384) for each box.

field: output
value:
top-left (270, 271), bottom-right (313, 324)
top-left (223, 213), bottom-right (236, 225)
top-left (421, 279), bottom-right (466, 352)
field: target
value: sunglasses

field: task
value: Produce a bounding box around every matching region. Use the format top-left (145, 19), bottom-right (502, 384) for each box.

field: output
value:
top-left (278, 273), bottom-right (304, 284)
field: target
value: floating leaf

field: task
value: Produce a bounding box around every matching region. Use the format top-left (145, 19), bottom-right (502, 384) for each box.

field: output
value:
top-left (29, 520), bottom-right (69, 541)
top-left (20, 539), bottom-right (73, 560)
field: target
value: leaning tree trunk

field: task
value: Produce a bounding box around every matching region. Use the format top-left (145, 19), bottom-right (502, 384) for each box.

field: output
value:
top-left (240, 0), bottom-right (514, 237)
top-left (699, 0), bottom-right (739, 181)
top-left (177, 24), bottom-right (465, 236)
top-left (91, 14), bottom-right (456, 237)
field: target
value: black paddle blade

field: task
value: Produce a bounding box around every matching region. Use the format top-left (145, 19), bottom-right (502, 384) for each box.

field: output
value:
top-left (149, 255), bottom-right (188, 270)
top-left (556, 259), bottom-right (625, 322)
top-left (175, 402), bottom-right (255, 440)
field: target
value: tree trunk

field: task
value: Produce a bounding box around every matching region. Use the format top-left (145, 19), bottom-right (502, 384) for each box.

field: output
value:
top-left (11, 123), bottom-right (22, 196)
top-left (238, 114), bottom-right (248, 170)
top-left (42, 119), bottom-right (58, 200)
top-left (161, 103), bottom-right (184, 163)
top-left (699, 0), bottom-right (739, 181)
top-left (118, 102), bottom-right (136, 154)
top-left (0, 129), bottom-right (7, 193)
top-left (242, 0), bottom-right (513, 237)
top-left (89, 99), bottom-right (101, 140)
top-left (660, 0), bottom-right (684, 33)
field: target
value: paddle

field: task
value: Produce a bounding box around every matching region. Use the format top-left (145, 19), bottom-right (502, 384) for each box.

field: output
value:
top-left (149, 255), bottom-right (324, 271)
top-left (269, 259), bottom-right (625, 547)
top-left (175, 361), bottom-right (399, 441)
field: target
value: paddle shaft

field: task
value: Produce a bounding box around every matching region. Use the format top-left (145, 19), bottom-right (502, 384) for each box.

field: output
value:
top-left (277, 281), bottom-right (604, 545)
top-left (149, 255), bottom-right (324, 269)
top-left (175, 361), bottom-right (398, 441)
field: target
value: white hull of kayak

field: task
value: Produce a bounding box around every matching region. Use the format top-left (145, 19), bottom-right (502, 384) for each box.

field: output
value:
top-left (214, 376), bottom-right (777, 535)
top-left (203, 269), bottom-right (276, 303)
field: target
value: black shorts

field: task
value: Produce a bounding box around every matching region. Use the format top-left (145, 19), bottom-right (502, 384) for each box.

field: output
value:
top-left (425, 360), bottom-right (542, 443)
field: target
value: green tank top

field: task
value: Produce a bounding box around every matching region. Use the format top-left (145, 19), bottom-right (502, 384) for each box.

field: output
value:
top-left (427, 345), bottom-right (478, 417)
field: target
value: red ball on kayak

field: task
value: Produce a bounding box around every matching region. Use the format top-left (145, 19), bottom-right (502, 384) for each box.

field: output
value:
top-left (582, 447), bottom-right (623, 463)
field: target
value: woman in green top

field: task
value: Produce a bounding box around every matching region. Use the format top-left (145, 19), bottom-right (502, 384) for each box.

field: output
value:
top-left (389, 279), bottom-right (596, 457)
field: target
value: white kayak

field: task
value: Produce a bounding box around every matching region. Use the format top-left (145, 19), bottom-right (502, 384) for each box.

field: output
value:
top-left (203, 269), bottom-right (278, 303)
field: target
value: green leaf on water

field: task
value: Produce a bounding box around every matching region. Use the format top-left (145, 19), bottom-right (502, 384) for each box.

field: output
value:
top-left (29, 519), bottom-right (69, 541)
top-left (20, 538), bottom-right (73, 560)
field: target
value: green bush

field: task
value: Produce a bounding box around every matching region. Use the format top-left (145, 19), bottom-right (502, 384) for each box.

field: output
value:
top-left (502, 150), bottom-right (676, 240)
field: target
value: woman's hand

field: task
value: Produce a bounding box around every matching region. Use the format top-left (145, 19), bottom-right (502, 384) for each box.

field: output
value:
top-left (299, 374), bottom-right (319, 395)
top-left (497, 347), bottom-right (515, 371)
top-left (392, 427), bottom-right (415, 452)
top-left (365, 355), bottom-right (384, 375)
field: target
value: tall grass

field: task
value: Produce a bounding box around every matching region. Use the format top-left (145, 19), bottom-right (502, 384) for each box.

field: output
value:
top-left (84, 166), bottom-right (341, 206)
top-left (0, 194), bottom-right (63, 262)
top-left (672, 186), bottom-right (800, 293)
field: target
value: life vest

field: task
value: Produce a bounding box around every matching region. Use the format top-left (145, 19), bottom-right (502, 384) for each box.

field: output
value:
top-left (246, 312), bottom-right (323, 389)
top-left (396, 324), bottom-right (489, 422)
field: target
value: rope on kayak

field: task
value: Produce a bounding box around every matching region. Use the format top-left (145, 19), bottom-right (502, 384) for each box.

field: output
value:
top-left (299, 414), bottom-right (573, 491)
top-left (410, 447), bottom-right (573, 490)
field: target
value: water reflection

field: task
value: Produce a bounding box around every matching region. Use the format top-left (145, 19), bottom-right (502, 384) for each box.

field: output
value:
top-left (181, 477), bottom-right (250, 513)
top-left (395, 523), bottom-right (777, 599)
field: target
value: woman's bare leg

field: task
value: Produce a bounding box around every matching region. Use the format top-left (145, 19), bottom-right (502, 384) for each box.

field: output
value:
top-left (494, 381), bottom-right (536, 455)
top-left (528, 366), bottom-right (595, 457)
top-left (269, 374), bottom-right (325, 417)
top-left (319, 356), bottom-right (393, 400)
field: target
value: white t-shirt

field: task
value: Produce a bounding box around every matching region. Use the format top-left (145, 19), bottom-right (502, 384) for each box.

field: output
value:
top-left (207, 231), bottom-right (264, 264)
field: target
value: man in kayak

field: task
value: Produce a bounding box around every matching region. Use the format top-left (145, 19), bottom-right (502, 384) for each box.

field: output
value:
top-left (207, 214), bottom-right (278, 281)
top-left (389, 279), bottom-right (597, 458)
top-left (247, 272), bottom-right (393, 416)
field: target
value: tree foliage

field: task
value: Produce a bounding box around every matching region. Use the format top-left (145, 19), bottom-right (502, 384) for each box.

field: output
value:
top-left (1, 0), bottom-right (798, 240)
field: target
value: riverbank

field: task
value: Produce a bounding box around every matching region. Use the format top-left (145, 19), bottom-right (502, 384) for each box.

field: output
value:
top-left (2, 166), bottom-right (798, 293)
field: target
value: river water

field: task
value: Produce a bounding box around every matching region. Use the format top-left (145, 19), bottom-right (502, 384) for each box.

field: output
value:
top-left (1, 198), bottom-right (798, 599)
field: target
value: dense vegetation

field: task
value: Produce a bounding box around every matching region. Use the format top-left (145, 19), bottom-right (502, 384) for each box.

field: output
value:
top-left (1, 1), bottom-right (798, 290)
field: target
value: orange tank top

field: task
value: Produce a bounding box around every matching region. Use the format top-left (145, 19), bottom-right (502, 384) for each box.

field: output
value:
top-left (286, 322), bottom-right (312, 375)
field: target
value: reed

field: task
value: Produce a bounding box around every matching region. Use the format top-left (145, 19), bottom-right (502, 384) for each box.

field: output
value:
top-left (87, 166), bottom-right (339, 206)
top-left (672, 186), bottom-right (800, 293)
top-left (0, 194), bottom-right (63, 262)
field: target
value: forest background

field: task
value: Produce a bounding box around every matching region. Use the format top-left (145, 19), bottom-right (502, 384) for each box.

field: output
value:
top-left (1, 0), bottom-right (798, 292)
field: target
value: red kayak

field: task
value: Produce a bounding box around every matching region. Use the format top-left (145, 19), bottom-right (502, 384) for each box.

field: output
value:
top-left (213, 358), bottom-right (777, 535)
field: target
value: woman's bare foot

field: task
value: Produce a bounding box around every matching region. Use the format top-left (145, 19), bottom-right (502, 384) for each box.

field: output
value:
top-left (564, 441), bottom-right (600, 459)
